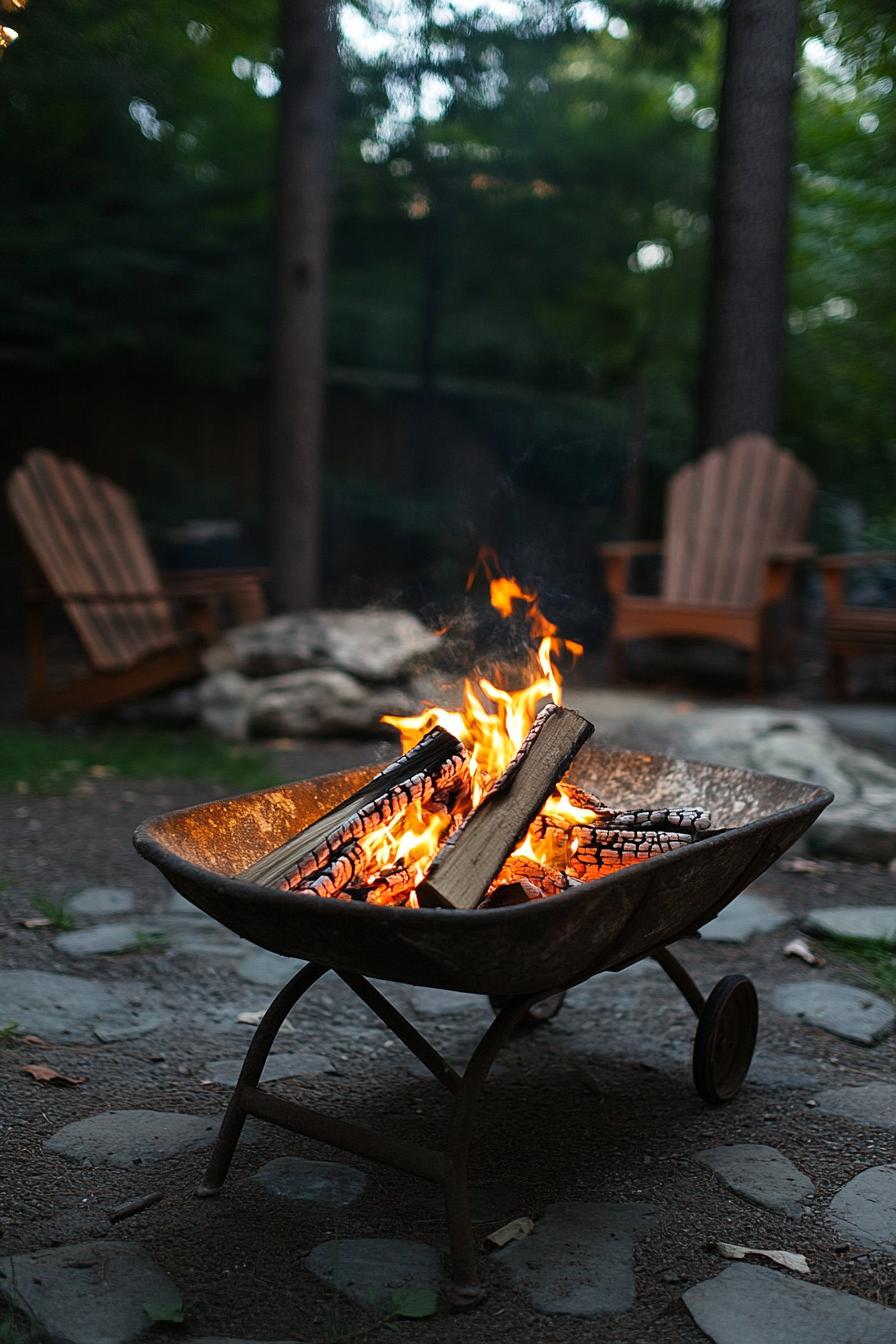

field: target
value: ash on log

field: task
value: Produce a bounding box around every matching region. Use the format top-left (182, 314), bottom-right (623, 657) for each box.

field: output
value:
top-left (240, 726), bottom-right (466, 891)
top-left (416, 703), bottom-right (594, 910)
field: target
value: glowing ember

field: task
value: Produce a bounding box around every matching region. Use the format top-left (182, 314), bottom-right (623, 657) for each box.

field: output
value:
top-left (371, 549), bottom-right (595, 902)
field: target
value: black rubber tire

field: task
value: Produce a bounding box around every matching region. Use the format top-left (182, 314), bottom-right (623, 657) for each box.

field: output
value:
top-left (692, 974), bottom-right (758, 1105)
top-left (488, 991), bottom-right (566, 1025)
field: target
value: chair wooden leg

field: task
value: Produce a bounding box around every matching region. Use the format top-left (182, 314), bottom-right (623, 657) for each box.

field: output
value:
top-left (830, 650), bottom-right (849, 700)
top-left (611, 638), bottom-right (627, 685)
top-left (748, 645), bottom-right (763, 697)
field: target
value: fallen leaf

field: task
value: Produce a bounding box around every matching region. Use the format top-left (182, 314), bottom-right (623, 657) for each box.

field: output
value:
top-left (486, 1216), bottom-right (536, 1249)
top-left (714, 1241), bottom-right (809, 1274)
top-left (780, 857), bottom-right (824, 875)
top-left (784, 938), bottom-right (825, 967)
top-left (21, 1034), bottom-right (50, 1046)
top-left (20, 917), bottom-right (52, 929)
top-left (236, 1011), bottom-right (294, 1031)
top-left (21, 1063), bottom-right (86, 1086)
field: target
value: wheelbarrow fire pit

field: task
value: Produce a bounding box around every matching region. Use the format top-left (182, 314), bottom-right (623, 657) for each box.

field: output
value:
top-left (134, 744), bottom-right (831, 1306)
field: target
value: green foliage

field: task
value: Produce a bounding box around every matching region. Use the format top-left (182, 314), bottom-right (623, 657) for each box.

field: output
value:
top-left (0, 1312), bottom-right (40, 1344)
top-left (0, 1022), bottom-right (20, 1046)
top-left (143, 1300), bottom-right (185, 1325)
top-left (389, 1287), bottom-right (438, 1319)
top-left (32, 894), bottom-right (75, 931)
top-left (820, 933), bottom-right (896, 1001)
top-left (0, 728), bottom-right (271, 795)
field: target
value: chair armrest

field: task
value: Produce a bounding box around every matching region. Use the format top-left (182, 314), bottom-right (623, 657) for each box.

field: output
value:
top-left (599, 542), bottom-right (663, 600)
top-left (598, 542), bottom-right (664, 557)
top-left (818, 551), bottom-right (896, 570)
top-left (161, 567), bottom-right (271, 586)
top-left (758, 546), bottom-right (815, 605)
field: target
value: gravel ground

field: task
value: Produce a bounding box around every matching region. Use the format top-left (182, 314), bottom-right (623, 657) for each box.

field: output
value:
top-left (1, 750), bottom-right (895, 1344)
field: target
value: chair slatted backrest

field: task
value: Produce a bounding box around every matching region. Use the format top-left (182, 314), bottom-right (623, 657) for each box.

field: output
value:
top-left (8, 449), bottom-right (179, 671)
top-left (661, 435), bottom-right (816, 606)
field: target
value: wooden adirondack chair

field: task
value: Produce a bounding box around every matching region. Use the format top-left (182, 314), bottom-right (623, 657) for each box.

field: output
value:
top-left (600, 435), bottom-right (816, 692)
top-left (8, 449), bottom-right (268, 720)
top-left (819, 551), bottom-right (896, 697)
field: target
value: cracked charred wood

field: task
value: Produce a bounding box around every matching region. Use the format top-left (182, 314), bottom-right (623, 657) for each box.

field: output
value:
top-left (240, 726), bottom-right (466, 890)
top-left (479, 877), bottom-right (545, 908)
top-left (570, 827), bottom-right (693, 880)
top-left (594, 807), bottom-right (711, 834)
top-left (417, 703), bottom-right (594, 910)
top-left (490, 855), bottom-right (570, 897)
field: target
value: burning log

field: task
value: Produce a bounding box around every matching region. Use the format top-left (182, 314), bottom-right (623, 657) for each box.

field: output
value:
top-left (490, 855), bottom-right (570, 896)
top-left (569, 827), bottom-right (693, 881)
top-left (594, 808), bottom-right (711, 835)
top-left (417, 704), bottom-right (594, 910)
top-left (241, 727), bottom-right (466, 891)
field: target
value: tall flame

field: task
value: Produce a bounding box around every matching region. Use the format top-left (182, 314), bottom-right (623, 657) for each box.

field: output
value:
top-left (372, 550), bottom-right (594, 899)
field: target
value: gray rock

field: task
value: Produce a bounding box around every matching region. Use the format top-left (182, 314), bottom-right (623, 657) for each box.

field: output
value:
top-left (0, 1239), bottom-right (180, 1344)
top-left (695, 1144), bottom-right (814, 1216)
top-left (805, 906), bottom-right (896, 943)
top-left (829, 1165), bottom-right (896, 1253)
top-left (197, 670), bottom-right (261, 742)
top-left (494, 1202), bottom-right (655, 1317)
top-left (165, 890), bottom-right (208, 919)
top-left (0, 970), bottom-right (166, 1043)
top-left (68, 887), bottom-right (135, 917)
top-left (685, 708), bottom-right (896, 862)
top-left (205, 1051), bottom-right (333, 1086)
top-left (238, 948), bottom-right (301, 986)
top-left (54, 923), bottom-right (168, 958)
top-left (305, 1238), bottom-right (441, 1309)
top-left (253, 1157), bottom-right (366, 1207)
top-left (683, 1262), bottom-right (896, 1344)
top-left (408, 987), bottom-right (489, 1017)
top-left (249, 668), bottom-right (415, 739)
top-left (204, 609), bottom-right (439, 682)
top-left (46, 1110), bottom-right (230, 1167)
top-left (815, 1082), bottom-right (896, 1131)
top-left (832, 1171), bottom-right (896, 1252)
top-left (812, 799), bottom-right (896, 866)
top-left (771, 981), bottom-right (895, 1045)
top-left (701, 892), bottom-right (789, 943)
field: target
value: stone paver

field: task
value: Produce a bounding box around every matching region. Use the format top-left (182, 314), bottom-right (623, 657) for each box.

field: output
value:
top-left (205, 1051), bottom-right (334, 1086)
top-left (771, 981), bottom-right (895, 1045)
top-left (304, 1238), bottom-right (441, 1309)
top-left (683, 1262), bottom-right (896, 1344)
top-left (252, 1157), bottom-right (366, 1207)
top-left (815, 1082), bottom-right (896, 1131)
top-left (829, 1165), bottom-right (896, 1252)
top-left (494, 1202), bottom-right (655, 1317)
top-left (46, 1110), bottom-right (234, 1167)
top-left (408, 986), bottom-right (491, 1017)
top-left (238, 948), bottom-right (300, 986)
top-left (54, 923), bottom-right (168, 957)
top-left (68, 887), bottom-right (136, 917)
top-left (805, 905), bottom-right (896, 943)
top-left (0, 1239), bottom-right (180, 1344)
top-left (0, 970), bottom-right (166, 1043)
top-left (701, 892), bottom-right (789, 944)
top-left (695, 1144), bottom-right (814, 1217)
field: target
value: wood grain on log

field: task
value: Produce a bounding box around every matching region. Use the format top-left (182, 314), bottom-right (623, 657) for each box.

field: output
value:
top-left (417, 704), bottom-right (594, 910)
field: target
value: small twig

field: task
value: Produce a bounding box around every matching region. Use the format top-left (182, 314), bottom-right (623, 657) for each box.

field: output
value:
top-left (107, 1191), bottom-right (163, 1223)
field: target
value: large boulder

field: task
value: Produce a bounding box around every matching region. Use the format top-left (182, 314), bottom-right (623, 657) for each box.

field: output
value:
top-left (203, 610), bottom-right (439, 683)
top-left (249, 668), bottom-right (416, 738)
top-left (685, 708), bottom-right (896, 864)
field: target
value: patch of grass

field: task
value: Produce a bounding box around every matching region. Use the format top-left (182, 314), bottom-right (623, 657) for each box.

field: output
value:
top-left (31, 894), bottom-right (75, 931)
top-left (0, 1309), bottom-right (40, 1343)
top-left (0, 1022), bottom-right (20, 1046)
top-left (0, 728), bottom-right (271, 796)
top-left (115, 930), bottom-right (172, 956)
top-left (820, 934), bottom-right (896, 1001)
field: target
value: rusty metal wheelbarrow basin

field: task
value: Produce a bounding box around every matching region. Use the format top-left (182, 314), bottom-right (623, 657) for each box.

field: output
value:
top-left (134, 745), bottom-right (831, 998)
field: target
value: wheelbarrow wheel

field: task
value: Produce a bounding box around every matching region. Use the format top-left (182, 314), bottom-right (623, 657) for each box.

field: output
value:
top-left (489, 991), bottom-right (566, 1026)
top-left (692, 974), bottom-right (758, 1105)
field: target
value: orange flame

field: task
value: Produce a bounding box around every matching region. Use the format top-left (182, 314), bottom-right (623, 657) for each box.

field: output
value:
top-left (368, 552), bottom-right (594, 897)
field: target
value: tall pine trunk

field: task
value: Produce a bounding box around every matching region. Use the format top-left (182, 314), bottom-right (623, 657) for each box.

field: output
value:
top-left (269, 0), bottom-right (337, 611)
top-left (698, 0), bottom-right (801, 450)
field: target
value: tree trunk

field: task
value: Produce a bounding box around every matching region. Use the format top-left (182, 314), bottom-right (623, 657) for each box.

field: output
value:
top-left (269, 0), bottom-right (337, 611)
top-left (698, 0), bottom-right (801, 451)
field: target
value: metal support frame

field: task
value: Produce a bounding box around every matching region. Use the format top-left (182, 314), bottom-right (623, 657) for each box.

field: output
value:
top-left (196, 947), bottom-right (708, 1305)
